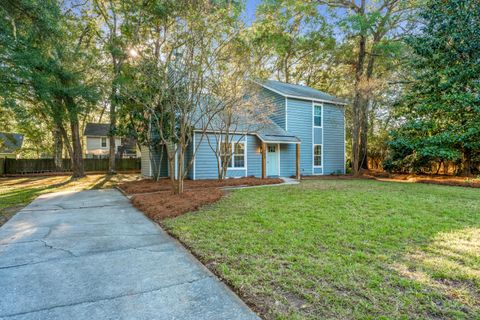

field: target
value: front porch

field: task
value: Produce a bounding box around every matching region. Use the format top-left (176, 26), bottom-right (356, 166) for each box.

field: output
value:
top-left (259, 142), bottom-right (301, 180)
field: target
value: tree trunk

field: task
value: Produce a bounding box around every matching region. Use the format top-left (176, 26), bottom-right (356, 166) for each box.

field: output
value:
top-left (351, 32), bottom-right (367, 176)
top-left (59, 123), bottom-right (74, 169)
top-left (462, 149), bottom-right (472, 176)
top-left (70, 116), bottom-right (85, 178)
top-left (53, 124), bottom-right (63, 171)
top-left (176, 149), bottom-right (184, 195)
top-left (108, 91), bottom-right (117, 174)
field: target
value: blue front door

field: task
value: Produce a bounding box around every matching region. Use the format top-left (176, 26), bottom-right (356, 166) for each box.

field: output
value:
top-left (266, 144), bottom-right (279, 176)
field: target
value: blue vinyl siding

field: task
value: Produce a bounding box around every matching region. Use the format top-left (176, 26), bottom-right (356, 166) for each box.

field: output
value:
top-left (286, 98), bottom-right (313, 175)
top-left (193, 132), bottom-right (247, 180)
top-left (247, 135), bottom-right (262, 177)
top-left (314, 167), bottom-right (323, 174)
top-left (280, 144), bottom-right (296, 177)
top-left (323, 104), bottom-right (345, 174)
top-left (226, 169), bottom-right (247, 177)
top-left (261, 88), bottom-right (285, 129)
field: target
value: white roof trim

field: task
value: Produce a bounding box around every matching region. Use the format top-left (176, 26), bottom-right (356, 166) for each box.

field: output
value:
top-left (192, 130), bottom-right (300, 144)
top-left (259, 140), bottom-right (300, 145)
top-left (255, 81), bottom-right (348, 106)
top-left (255, 134), bottom-right (301, 144)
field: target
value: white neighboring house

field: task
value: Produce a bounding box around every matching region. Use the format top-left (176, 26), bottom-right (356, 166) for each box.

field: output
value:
top-left (0, 132), bottom-right (24, 159)
top-left (83, 123), bottom-right (140, 158)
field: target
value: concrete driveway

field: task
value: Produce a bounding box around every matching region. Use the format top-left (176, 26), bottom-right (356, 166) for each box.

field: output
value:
top-left (0, 189), bottom-right (259, 320)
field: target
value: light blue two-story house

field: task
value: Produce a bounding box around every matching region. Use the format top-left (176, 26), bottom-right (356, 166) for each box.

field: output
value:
top-left (141, 80), bottom-right (346, 179)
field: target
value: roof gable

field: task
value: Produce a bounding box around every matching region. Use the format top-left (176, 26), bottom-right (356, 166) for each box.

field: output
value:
top-left (84, 123), bottom-right (110, 136)
top-left (258, 80), bottom-right (347, 105)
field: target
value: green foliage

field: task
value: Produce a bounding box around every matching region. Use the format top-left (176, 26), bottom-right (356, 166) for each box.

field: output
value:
top-left (0, 0), bottom-right (100, 161)
top-left (386, 0), bottom-right (480, 174)
top-left (249, 0), bottom-right (335, 84)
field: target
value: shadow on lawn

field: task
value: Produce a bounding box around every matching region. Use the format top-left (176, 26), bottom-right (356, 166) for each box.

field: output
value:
top-left (89, 174), bottom-right (113, 190)
top-left (0, 178), bottom-right (73, 209)
top-left (394, 227), bottom-right (480, 314)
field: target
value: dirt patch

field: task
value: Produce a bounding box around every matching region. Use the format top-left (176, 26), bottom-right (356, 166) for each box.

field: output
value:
top-left (366, 171), bottom-right (480, 188)
top-left (119, 177), bottom-right (284, 195)
top-left (124, 177), bottom-right (284, 221)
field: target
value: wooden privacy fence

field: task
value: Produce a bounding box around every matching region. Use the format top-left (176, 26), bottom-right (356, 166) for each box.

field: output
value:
top-left (0, 158), bottom-right (5, 176)
top-left (2, 158), bottom-right (140, 175)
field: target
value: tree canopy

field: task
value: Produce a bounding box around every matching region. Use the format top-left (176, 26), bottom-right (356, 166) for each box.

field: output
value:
top-left (385, 0), bottom-right (480, 175)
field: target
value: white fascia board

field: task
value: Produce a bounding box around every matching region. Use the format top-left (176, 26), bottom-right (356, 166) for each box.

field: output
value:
top-left (256, 82), bottom-right (348, 106)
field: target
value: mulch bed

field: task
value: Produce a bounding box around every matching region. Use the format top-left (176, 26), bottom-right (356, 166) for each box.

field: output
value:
top-left (132, 189), bottom-right (225, 222)
top-left (120, 177), bottom-right (284, 222)
top-left (366, 171), bottom-right (480, 188)
top-left (119, 177), bottom-right (283, 195)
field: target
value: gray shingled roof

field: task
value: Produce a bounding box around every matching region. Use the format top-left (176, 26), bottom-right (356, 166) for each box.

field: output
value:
top-left (0, 132), bottom-right (24, 153)
top-left (84, 123), bottom-right (110, 136)
top-left (260, 80), bottom-right (347, 105)
top-left (255, 120), bottom-right (300, 144)
top-left (195, 115), bottom-right (300, 144)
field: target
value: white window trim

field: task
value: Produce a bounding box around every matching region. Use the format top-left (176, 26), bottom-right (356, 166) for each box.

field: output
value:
top-left (313, 104), bottom-right (323, 128)
top-left (220, 140), bottom-right (247, 170)
top-left (313, 144), bottom-right (323, 168)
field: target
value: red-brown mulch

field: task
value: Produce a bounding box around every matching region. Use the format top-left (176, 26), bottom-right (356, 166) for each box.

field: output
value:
top-left (132, 189), bottom-right (225, 222)
top-left (365, 171), bottom-right (480, 188)
top-left (120, 177), bottom-right (284, 221)
top-left (119, 177), bottom-right (283, 195)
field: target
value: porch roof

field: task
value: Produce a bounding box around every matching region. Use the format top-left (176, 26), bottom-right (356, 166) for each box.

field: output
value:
top-left (255, 121), bottom-right (300, 144)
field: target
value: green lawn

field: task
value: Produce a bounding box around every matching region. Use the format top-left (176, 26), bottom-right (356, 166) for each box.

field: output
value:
top-left (163, 179), bottom-right (480, 320)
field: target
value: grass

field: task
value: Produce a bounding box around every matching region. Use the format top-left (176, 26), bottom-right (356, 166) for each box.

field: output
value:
top-left (0, 174), bottom-right (139, 226)
top-left (163, 179), bottom-right (480, 319)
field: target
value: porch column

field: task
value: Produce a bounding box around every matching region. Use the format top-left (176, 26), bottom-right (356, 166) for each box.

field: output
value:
top-left (261, 142), bottom-right (266, 179)
top-left (296, 143), bottom-right (300, 180)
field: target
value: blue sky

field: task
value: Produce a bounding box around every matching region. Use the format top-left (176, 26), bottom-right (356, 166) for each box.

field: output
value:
top-left (242, 0), bottom-right (262, 25)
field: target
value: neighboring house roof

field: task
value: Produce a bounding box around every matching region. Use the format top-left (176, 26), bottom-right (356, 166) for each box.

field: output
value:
top-left (258, 79), bottom-right (347, 105)
top-left (84, 123), bottom-right (110, 136)
top-left (0, 132), bottom-right (24, 154)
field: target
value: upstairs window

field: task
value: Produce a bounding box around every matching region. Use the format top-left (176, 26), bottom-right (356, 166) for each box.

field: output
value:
top-left (101, 137), bottom-right (107, 148)
top-left (314, 105), bottom-right (322, 127)
top-left (314, 145), bottom-right (322, 167)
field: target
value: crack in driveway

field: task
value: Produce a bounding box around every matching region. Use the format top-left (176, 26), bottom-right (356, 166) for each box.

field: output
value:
top-left (1, 275), bottom-right (213, 318)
